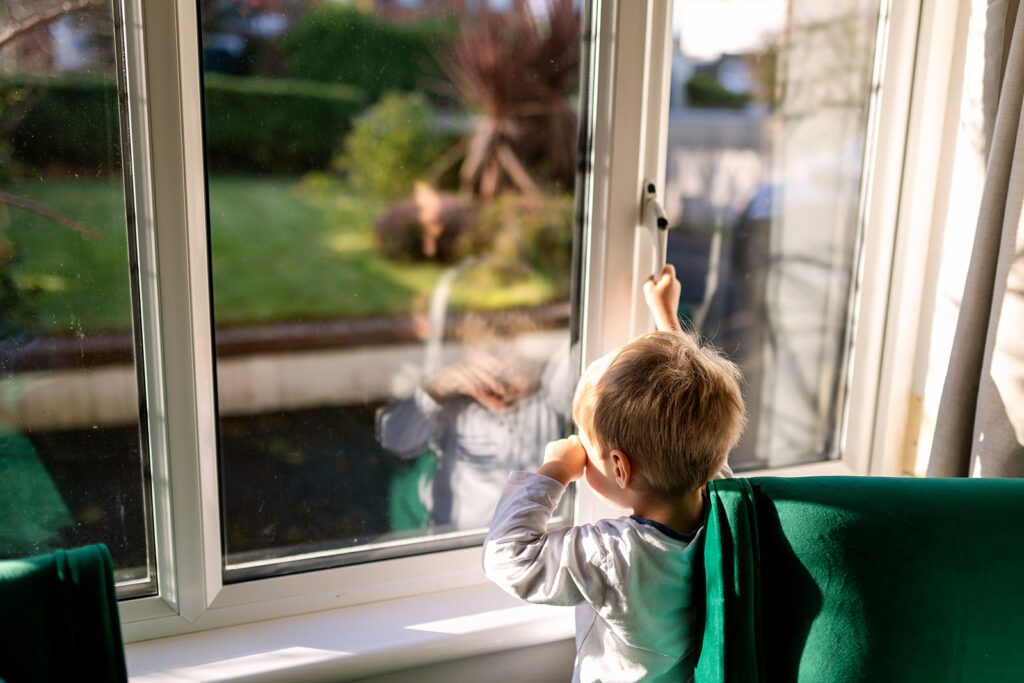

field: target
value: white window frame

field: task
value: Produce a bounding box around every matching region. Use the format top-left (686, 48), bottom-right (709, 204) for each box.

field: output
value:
top-left (114, 0), bottom-right (966, 677)
top-left (577, 0), bottom-right (971, 488)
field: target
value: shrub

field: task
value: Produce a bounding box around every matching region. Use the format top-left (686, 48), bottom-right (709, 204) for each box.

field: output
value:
top-left (374, 191), bottom-right (476, 264)
top-left (335, 92), bottom-right (454, 201)
top-left (685, 73), bottom-right (751, 110)
top-left (464, 193), bottom-right (574, 285)
top-left (2, 73), bottom-right (122, 173)
top-left (441, 0), bottom-right (581, 198)
top-left (280, 6), bottom-right (448, 103)
top-left (374, 191), bottom-right (573, 277)
top-left (0, 241), bottom-right (42, 343)
top-left (1, 73), bottom-right (363, 173)
top-left (201, 74), bottom-right (363, 172)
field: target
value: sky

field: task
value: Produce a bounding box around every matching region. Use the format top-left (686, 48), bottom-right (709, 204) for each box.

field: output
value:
top-left (672, 0), bottom-right (786, 61)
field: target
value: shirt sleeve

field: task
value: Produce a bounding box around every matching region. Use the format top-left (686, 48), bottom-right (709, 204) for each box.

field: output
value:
top-left (482, 472), bottom-right (613, 609)
top-left (375, 388), bottom-right (444, 459)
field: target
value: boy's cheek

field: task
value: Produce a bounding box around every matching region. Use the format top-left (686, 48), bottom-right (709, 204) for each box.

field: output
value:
top-left (584, 465), bottom-right (630, 510)
top-left (576, 429), bottom-right (597, 458)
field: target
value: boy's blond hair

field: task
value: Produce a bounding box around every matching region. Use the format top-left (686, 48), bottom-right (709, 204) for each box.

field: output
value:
top-left (573, 331), bottom-right (745, 494)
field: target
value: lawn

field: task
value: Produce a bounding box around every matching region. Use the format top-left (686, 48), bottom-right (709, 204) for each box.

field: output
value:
top-left (3, 175), bottom-right (563, 336)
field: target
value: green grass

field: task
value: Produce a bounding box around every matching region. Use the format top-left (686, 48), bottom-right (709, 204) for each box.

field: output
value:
top-left (2, 176), bottom-right (562, 336)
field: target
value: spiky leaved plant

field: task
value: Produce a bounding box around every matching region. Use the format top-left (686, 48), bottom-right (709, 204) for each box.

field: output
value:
top-left (439, 0), bottom-right (581, 200)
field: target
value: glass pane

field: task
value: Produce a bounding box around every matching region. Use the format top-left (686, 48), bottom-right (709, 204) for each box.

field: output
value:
top-left (664, 0), bottom-right (880, 469)
top-left (0, 2), bottom-right (154, 594)
top-left (198, 0), bottom-right (587, 578)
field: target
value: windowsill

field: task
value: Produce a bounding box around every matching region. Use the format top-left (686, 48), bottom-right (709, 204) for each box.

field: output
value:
top-left (126, 584), bottom-right (575, 682)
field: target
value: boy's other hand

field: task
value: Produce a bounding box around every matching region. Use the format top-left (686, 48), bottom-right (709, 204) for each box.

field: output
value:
top-left (538, 435), bottom-right (587, 487)
top-left (643, 264), bottom-right (683, 332)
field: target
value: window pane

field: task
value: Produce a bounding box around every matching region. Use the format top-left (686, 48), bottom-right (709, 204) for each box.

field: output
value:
top-left (198, 1), bottom-right (587, 578)
top-left (664, 0), bottom-right (880, 469)
top-left (0, 2), bottom-right (154, 595)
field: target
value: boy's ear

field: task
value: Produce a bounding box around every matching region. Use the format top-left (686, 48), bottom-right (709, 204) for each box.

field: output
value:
top-left (609, 450), bottom-right (632, 489)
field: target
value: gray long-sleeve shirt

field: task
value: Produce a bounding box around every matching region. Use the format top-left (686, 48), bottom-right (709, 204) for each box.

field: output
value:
top-left (483, 472), bottom-right (704, 682)
top-left (377, 344), bottom-right (576, 529)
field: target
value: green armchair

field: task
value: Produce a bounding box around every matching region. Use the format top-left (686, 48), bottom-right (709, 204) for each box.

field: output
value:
top-left (0, 544), bottom-right (127, 683)
top-left (696, 477), bottom-right (1024, 682)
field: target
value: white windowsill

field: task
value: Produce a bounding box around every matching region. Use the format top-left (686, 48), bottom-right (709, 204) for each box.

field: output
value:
top-left (126, 584), bottom-right (575, 682)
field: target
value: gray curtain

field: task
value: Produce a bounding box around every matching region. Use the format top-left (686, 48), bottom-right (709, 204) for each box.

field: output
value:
top-left (929, 0), bottom-right (1024, 477)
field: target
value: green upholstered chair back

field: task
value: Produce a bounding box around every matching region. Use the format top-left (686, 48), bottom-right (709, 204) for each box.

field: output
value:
top-left (0, 544), bottom-right (127, 683)
top-left (696, 477), bottom-right (1024, 682)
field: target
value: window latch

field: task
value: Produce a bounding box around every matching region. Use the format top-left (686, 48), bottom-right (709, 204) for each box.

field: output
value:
top-left (642, 180), bottom-right (672, 276)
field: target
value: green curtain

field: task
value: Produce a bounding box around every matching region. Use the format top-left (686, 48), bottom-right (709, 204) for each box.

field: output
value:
top-left (0, 544), bottom-right (127, 683)
top-left (696, 477), bottom-right (1024, 682)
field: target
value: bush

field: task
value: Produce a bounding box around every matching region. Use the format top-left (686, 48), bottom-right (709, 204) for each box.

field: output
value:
top-left (280, 6), bottom-right (449, 103)
top-left (201, 74), bottom-right (362, 172)
top-left (0, 240), bottom-right (42, 342)
top-left (374, 191), bottom-right (574, 280)
top-left (465, 194), bottom-right (574, 284)
top-left (2, 73), bottom-right (122, 173)
top-left (2, 73), bottom-right (363, 173)
top-left (374, 191), bottom-right (476, 264)
top-left (335, 92), bottom-right (454, 201)
top-left (685, 73), bottom-right (751, 109)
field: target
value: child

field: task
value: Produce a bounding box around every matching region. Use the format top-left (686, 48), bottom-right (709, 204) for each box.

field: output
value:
top-left (377, 313), bottom-right (576, 531)
top-left (482, 265), bottom-right (745, 682)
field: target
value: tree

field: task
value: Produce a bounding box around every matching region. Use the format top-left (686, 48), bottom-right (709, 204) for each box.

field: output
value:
top-left (0, 1), bottom-right (106, 54)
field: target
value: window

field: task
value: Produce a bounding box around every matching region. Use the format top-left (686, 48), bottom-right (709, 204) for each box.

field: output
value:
top-left (3, 0), bottom-right (949, 674)
top-left (0, 0), bottom-right (155, 597)
top-left (661, 0), bottom-right (883, 470)
top-left (197, 0), bottom-right (585, 580)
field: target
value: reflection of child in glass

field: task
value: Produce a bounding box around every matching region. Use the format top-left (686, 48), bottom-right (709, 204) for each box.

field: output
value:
top-left (376, 315), bottom-right (574, 531)
top-left (483, 265), bottom-right (744, 682)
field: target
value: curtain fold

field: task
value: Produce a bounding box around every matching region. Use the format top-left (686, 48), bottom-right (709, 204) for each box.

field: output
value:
top-left (929, 0), bottom-right (1024, 477)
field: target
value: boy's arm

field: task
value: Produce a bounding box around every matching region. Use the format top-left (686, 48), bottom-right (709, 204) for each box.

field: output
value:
top-left (377, 358), bottom-right (509, 457)
top-left (646, 265), bottom-right (736, 483)
top-left (643, 264), bottom-right (684, 332)
top-left (483, 437), bottom-right (609, 607)
top-left (375, 389), bottom-right (443, 458)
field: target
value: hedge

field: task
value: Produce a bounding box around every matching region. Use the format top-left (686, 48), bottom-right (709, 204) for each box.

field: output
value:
top-left (280, 5), bottom-right (449, 103)
top-left (201, 74), bottom-right (363, 172)
top-left (685, 73), bottom-right (751, 110)
top-left (2, 73), bottom-right (363, 173)
top-left (2, 73), bottom-right (123, 172)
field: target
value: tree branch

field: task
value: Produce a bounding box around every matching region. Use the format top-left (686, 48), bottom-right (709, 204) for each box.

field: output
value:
top-left (422, 138), bottom-right (467, 187)
top-left (0, 191), bottom-right (97, 238)
top-left (494, 143), bottom-right (542, 197)
top-left (0, 0), bottom-right (107, 52)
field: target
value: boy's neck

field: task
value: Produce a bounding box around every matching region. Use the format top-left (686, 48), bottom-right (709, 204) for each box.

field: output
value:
top-left (631, 487), bottom-right (706, 537)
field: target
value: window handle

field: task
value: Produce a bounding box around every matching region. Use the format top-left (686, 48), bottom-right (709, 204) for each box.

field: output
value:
top-left (642, 180), bottom-right (672, 275)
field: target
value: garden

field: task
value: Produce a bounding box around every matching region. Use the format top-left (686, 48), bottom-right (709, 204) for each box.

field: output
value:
top-left (0, 0), bottom-right (584, 568)
top-left (1, 1), bottom-right (582, 346)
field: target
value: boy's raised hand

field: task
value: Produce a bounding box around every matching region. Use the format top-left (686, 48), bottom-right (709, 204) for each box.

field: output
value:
top-left (643, 264), bottom-right (683, 332)
top-left (538, 435), bottom-right (587, 487)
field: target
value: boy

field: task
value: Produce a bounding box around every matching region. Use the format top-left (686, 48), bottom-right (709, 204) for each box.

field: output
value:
top-left (482, 265), bottom-right (745, 682)
top-left (377, 313), bottom-right (575, 531)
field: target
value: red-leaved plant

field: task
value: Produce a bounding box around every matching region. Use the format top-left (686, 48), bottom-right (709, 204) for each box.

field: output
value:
top-left (438, 0), bottom-right (581, 199)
